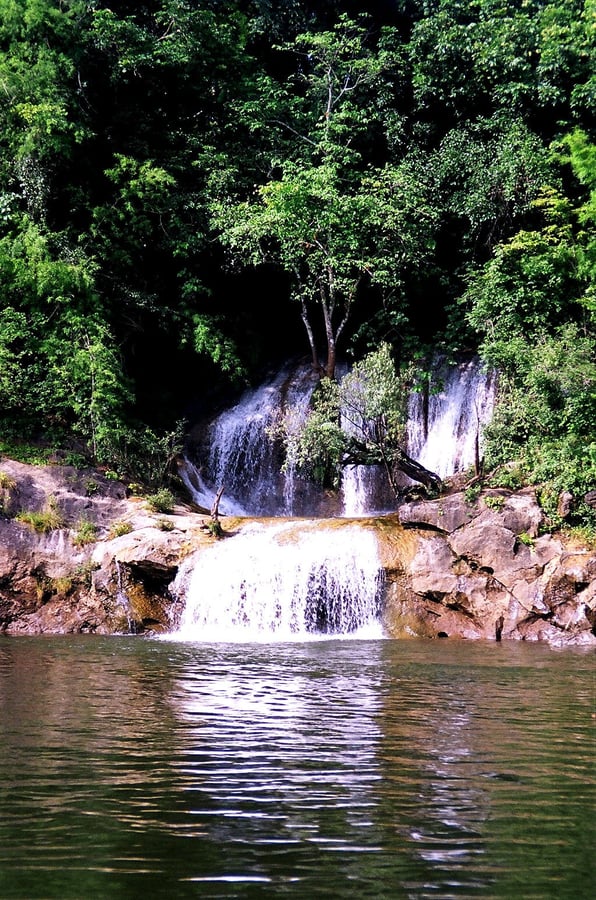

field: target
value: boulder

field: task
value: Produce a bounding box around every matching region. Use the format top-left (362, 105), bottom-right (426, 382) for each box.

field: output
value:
top-left (398, 493), bottom-right (480, 533)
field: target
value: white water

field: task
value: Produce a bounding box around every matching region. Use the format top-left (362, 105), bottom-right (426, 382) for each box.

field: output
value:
top-left (407, 357), bottom-right (496, 479)
top-left (175, 356), bottom-right (494, 641)
top-left (183, 356), bottom-right (496, 515)
top-left (170, 521), bottom-right (385, 642)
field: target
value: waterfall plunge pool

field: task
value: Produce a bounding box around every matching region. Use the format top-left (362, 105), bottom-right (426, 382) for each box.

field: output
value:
top-left (0, 636), bottom-right (593, 899)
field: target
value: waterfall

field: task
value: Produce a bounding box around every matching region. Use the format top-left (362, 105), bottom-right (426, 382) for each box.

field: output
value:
top-left (182, 364), bottom-right (321, 517)
top-left (183, 355), bottom-right (496, 516)
top-left (406, 357), bottom-right (496, 480)
top-left (169, 521), bottom-right (385, 642)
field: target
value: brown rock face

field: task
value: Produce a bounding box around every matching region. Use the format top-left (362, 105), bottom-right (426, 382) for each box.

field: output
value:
top-left (0, 460), bottom-right (594, 647)
top-left (387, 490), bottom-right (595, 646)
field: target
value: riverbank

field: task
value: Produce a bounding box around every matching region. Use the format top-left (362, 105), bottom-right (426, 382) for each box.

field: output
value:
top-left (0, 458), bottom-right (594, 646)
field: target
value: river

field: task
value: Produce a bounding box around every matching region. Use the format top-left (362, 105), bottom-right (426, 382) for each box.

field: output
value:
top-left (0, 636), bottom-right (593, 899)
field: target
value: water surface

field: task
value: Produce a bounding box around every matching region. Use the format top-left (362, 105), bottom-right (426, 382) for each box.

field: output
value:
top-left (0, 637), bottom-right (593, 898)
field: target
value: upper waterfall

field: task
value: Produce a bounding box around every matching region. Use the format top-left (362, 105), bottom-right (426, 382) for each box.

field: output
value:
top-left (181, 355), bottom-right (495, 517)
top-left (407, 356), bottom-right (496, 480)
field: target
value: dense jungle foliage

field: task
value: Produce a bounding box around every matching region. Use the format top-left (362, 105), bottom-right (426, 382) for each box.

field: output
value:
top-left (0, 0), bottom-right (594, 523)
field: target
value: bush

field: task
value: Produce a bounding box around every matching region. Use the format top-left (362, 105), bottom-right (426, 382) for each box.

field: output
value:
top-left (108, 520), bottom-right (133, 539)
top-left (72, 519), bottom-right (99, 547)
top-left (145, 489), bottom-right (176, 514)
top-left (156, 517), bottom-right (174, 532)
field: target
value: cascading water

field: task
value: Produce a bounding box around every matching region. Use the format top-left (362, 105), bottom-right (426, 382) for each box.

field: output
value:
top-left (407, 357), bottom-right (496, 479)
top-left (181, 365), bottom-right (322, 517)
top-left (170, 521), bottom-right (385, 642)
top-left (173, 355), bottom-right (495, 642)
top-left (183, 355), bottom-right (496, 517)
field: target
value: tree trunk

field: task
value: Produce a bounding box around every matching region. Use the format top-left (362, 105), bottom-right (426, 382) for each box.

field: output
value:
top-left (343, 439), bottom-right (441, 494)
top-left (209, 485), bottom-right (225, 538)
top-left (393, 450), bottom-right (442, 493)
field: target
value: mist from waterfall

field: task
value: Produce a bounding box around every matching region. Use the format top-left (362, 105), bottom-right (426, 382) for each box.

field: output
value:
top-left (181, 355), bottom-right (496, 517)
top-left (170, 521), bottom-right (385, 642)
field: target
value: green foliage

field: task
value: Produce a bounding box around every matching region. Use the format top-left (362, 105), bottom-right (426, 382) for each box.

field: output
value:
top-left (464, 485), bottom-right (481, 504)
top-left (0, 470), bottom-right (16, 490)
top-left (192, 314), bottom-right (247, 382)
top-left (156, 517), bottom-right (174, 532)
top-left (108, 520), bottom-right (133, 539)
top-left (433, 116), bottom-right (552, 251)
top-left (483, 494), bottom-right (505, 511)
top-left (16, 495), bottom-right (64, 533)
top-left (72, 560), bottom-right (100, 588)
top-left (0, 469), bottom-right (17, 516)
top-left (0, 440), bottom-right (52, 466)
top-left (72, 519), bottom-right (98, 547)
top-left (84, 479), bottom-right (99, 497)
top-left (277, 376), bottom-right (344, 488)
top-left (211, 17), bottom-right (437, 375)
top-left (145, 488), bottom-right (176, 514)
top-left (562, 523), bottom-right (596, 550)
top-left (100, 420), bottom-right (186, 489)
top-left (0, 0), bottom-right (593, 515)
top-left (466, 130), bottom-right (596, 524)
top-left (275, 343), bottom-right (412, 492)
top-left (0, 215), bottom-right (131, 458)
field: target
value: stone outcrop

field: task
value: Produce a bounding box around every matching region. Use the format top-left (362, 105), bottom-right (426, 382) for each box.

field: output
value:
top-left (0, 459), bottom-right (594, 646)
top-left (386, 489), bottom-right (596, 646)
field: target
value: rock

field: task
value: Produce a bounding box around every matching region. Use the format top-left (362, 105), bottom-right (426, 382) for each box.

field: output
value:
top-left (557, 490), bottom-right (574, 518)
top-left (398, 493), bottom-right (481, 533)
top-left (498, 490), bottom-right (544, 537)
top-left (0, 458), bottom-right (595, 647)
top-left (449, 522), bottom-right (517, 573)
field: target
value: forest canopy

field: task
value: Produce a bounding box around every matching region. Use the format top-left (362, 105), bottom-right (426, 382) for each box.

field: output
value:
top-left (0, 0), bottom-right (594, 520)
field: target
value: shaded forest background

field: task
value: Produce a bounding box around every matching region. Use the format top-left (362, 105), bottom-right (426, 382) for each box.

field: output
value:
top-left (0, 0), bottom-right (594, 523)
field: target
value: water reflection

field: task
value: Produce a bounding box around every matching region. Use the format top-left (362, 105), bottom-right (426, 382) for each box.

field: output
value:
top-left (167, 643), bottom-right (387, 880)
top-left (0, 637), bottom-right (593, 899)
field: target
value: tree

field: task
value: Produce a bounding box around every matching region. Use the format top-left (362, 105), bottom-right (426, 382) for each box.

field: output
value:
top-left (0, 211), bottom-right (130, 455)
top-left (276, 343), bottom-right (441, 495)
top-left (210, 15), bottom-right (436, 379)
top-left (463, 131), bottom-right (596, 523)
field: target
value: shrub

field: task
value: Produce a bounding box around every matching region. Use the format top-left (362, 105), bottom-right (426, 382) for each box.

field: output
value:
top-left (72, 519), bottom-right (98, 547)
top-left (51, 576), bottom-right (74, 596)
top-left (484, 495), bottom-right (505, 510)
top-left (146, 489), bottom-right (176, 514)
top-left (108, 520), bottom-right (133, 539)
top-left (73, 560), bottom-right (100, 587)
top-left (0, 471), bottom-right (16, 490)
top-left (84, 479), bottom-right (99, 496)
top-left (0, 470), bottom-right (17, 517)
top-left (156, 517), bottom-right (174, 532)
top-left (464, 484), bottom-right (481, 504)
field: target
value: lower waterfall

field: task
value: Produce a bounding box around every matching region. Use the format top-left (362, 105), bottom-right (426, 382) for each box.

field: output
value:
top-left (170, 521), bottom-right (385, 642)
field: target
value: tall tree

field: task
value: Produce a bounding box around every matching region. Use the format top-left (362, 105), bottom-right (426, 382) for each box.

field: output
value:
top-left (210, 15), bottom-right (435, 378)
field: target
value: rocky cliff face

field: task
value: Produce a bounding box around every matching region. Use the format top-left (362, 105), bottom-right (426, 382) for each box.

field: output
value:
top-left (0, 459), bottom-right (594, 646)
top-left (386, 491), bottom-right (596, 646)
